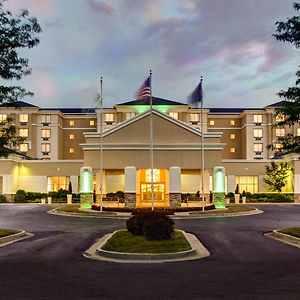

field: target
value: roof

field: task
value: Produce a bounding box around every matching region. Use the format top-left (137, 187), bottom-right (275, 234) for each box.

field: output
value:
top-left (0, 101), bottom-right (39, 108)
top-left (115, 96), bottom-right (188, 107)
top-left (43, 108), bottom-right (96, 114)
top-left (265, 100), bottom-right (289, 108)
top-left (209, 107), bottom-right (263, 113)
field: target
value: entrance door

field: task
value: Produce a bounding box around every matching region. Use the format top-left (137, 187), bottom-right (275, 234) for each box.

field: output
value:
top-left (140, 183), bottom-right (165, 202)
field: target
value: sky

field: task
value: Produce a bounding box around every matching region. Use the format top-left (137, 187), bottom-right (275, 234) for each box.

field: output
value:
top-left (2, 0), bottom-right (299, 108)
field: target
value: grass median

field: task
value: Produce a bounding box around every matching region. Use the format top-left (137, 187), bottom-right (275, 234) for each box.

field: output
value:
top-left (279, 227), bottom-right (300, 238)
top-left (0, 229), bottom-right (19, 238)
top-left (101, 229), bottom-right (191, 253)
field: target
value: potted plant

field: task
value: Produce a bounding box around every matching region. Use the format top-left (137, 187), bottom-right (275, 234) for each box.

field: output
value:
top-left (234, 184), bottom-right (240, 204)
top-left (242, 190), bottom-right (246, 204)
top-left (67, 182), bottom-right (73, 204)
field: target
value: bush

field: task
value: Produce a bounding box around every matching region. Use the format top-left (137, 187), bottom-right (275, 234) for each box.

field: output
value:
top-left (143, 218), bottom-right (174, 240)
top-left (126, 211), bottom-right (174, 240)
top-left (14, 190), bottom-right (27, 203)
top-left (0, 194), bottom-right (7, 203)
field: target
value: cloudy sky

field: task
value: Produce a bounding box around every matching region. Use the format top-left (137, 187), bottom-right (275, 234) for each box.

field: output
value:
top-left (3, 0), bottom-right (299, 108)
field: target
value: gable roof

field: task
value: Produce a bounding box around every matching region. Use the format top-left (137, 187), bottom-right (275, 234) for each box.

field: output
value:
top-left (0, 101), bottom-right (39, 108)
top-left (265, 100), bottom-right (289, 108)
top-left (115, 96), bottom-right (188, 107)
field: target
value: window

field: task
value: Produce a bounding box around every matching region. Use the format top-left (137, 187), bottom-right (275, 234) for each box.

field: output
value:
top-left (47, 176), bottom-right (70, 192)
top-left (230, 120), bottom-right (235, 126)
top-left (19, 128), bottom-right (28, 137)
top-left (19, 114), bottom-right (28, 123)
top-left (275, 143), bottom-right (283, 150)
top-left (145, 169), bottom-right (160, 182)
top-left (230, 133), bottom-right (235, 139)
top-left (42, 115), bottom-right (51, 125)
top-left (254, 128), bottom-right (263, 139)
top-left (0, 114), bottom-right (7, 122)
top-left (89, 120), bottom-right (95, 126)
top-left (69, 147), bottom-right (75, 153)
top-left (125, 112), bottom-right (135, 120)
top-left (190, 113), bottom-right (199, 124)
top-left (105, 113), bottom-right (114, 124)
top-left (254, 143), bottom-right (263, 153)
top-left (169, 112), bottom-right (178, 119)
top-left (275, 114), bottom-right (285, 122)
top-left (209, 120), bottom-right (215, 126)
top-left (19, 143), bottom-right (28, 152)
top-left (41, 143), bottom-right (50, 154)
top-left (297, 128), bottom-right (300, 136)
top-left (253, 114), bottom-right (262, 124)
top-left (230, 147), bottom-right (236, 153)
top-left (41, 129), bottom-right (51, 139)
top-left (69, 120), bottom-right (75, 126)
top-left (275, 128), bottom-right (285, 137)
top-left (69, 134), bottom-right (75, 140)
top-left (236, 176), bottom-right (258, 193)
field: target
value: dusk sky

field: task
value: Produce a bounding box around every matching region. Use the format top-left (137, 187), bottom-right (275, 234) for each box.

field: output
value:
top-left (3, 0), bottom-right (299, 108)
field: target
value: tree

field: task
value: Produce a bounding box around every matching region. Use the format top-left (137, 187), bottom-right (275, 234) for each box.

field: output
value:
top-left (264, 161), bottom-right (292, 193)
top-left (0, 0), bottom-right (41, 157)
top-left (271, 2), bottom-right (300, 155)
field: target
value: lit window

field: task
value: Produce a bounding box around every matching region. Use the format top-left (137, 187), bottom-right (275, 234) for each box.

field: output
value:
top-left (69, 147), bottom-right (75, 153)
top-left (19, 143), bottom-right (28, 152)
top-left (41, 129), bottom-right (51, 138)
top-left (275, 128), bottom-right (285, 137)
top-left (275, 114), bottom-right (285, 122)
top-left (90, 120), bottom-right (95, 126)
top-left (230, 133), bottom-right (235, 139)
top-left (69, 120), bottom-right (75, 126)
top-left (47, 176), bottom-right (70, 192)
top-left (209, 120), bottom-right (215, 126)
top-left (19, 114), bottom-right (28, 123)
top-left (230, 147), bottom-right (236, 153)
top-left (169, 112), bottom-right (178, 119)
top-left (41, 143), bottom-right (50, 153)
top-left (275, 143), bottom-right (283, 150)
top-left (0, 114), bottom-right (7, 122)
top-left (230, 120), bottom-right (235, 126)
top-left (41, 115), bottom-right (51, 124)
top-left (297, 128), bottom-right (300, 136)
top-left (125, 112), bottom-right (135, 120)
top-left (145, 169), bottom-right (160, 182)
top-left (236, 176), bottom-right (258, 193)
top-left (105, 113), bottom-right (114, 124)
top-left (254, 128), bottom-right (263, 138)
top-left (19, 128), bottom-right (28, 137)
top-left (69, 134), bottom-right (75, 140)
top-left (254, 143), bottom-right (263, 152)
top-left (253, 114), bottom-right (262, 124)
top-left (190, 113), bottom-right (200, 124)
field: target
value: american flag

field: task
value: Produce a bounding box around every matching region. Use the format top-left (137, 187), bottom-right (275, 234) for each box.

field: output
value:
top-left (135, 76), bottom-right (151, 100)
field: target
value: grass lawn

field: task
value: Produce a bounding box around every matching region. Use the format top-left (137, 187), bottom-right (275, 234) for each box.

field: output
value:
top-left (279, 227), bottom-right (300, 238)
top-left (101, 229), bottom-right (191, 253)
top-left (190, 204), bottom-right (256, 215)
top-left (0, 229), bottom-right (19, 238)
top-left (55, 204), bottom-right (115, 215)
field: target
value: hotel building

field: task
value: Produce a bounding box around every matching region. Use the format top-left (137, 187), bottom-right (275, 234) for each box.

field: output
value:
top-left (0, 98), bottom-right (299, 206)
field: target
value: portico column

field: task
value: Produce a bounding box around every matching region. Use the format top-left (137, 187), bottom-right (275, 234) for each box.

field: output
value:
top-left (124, 166), bottom-right (136, 208)
top-left (169, 166), bottom-right (181, 208)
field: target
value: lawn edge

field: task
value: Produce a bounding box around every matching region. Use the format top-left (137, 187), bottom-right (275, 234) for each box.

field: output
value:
top-left (264, 229), bottom-right (300, 248)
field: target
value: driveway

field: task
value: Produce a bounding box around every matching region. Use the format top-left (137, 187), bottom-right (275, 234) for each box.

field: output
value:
top-left (0, 204), bottom-right (299, 299)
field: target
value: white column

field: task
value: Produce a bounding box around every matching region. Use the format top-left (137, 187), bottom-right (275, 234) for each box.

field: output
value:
top-left (293, 174), bottom-right (300, 193)
top-left (169, 167), bottom-right (181, 193)
top-left (70, 176), bottom-right (78, 193)
top-left (125, 166), bottom-right (136, 193)
top-left (3, 175), bottom-right (15, 194)
top-left (227, 175), bottom-right (235, 193)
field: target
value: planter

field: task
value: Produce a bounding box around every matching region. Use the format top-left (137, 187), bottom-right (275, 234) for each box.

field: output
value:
top-left (234, 194), bottom-right (240, 204)
top-left (41, 198), bottom-right (46, 204)
top-left (242, 196), bottom-right (246, 204)
top-left (47, 196), bottom-right (52, 204)
top-left (67, 194), bottom-right (72, 204)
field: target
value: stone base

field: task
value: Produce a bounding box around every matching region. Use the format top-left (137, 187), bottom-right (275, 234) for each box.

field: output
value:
top-left (170, 193), bottom-right (181, 208)
top-left (125, 193), bottom-right (136, 208)
top-left (80, 193), bottom-right (93, 209)
top-left (214, 193), bottom-right (226, 209)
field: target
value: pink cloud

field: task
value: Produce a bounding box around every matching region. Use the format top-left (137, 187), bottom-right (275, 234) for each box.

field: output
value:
top-left (4, 0), bottom-right (54, 16)
top-left (31, 73), bottom-right (56, 101)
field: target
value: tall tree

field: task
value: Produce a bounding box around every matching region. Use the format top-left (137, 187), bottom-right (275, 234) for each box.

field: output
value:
top-left (271, 2), bottom-right (300, 155)
top-left (0, 0), bottom-right (41, 157)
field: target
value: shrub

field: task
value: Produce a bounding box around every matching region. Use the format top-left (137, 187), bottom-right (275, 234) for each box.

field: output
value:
top-left (0, 194), bottom-right (7, 203)
top-left (126, 211), bottom-right (174, 239)
top-left (143, 218), bottom-right (174, 240)
top-left (14, 190), bottom-right (27, 203)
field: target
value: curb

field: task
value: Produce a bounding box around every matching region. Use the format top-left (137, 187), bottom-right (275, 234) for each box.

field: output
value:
top-left (265, 230), bottom-right (300, 248)
top-left (0, 230), bottom-right (33, 248)
top-left (83, 230), bottom-right (210, 263)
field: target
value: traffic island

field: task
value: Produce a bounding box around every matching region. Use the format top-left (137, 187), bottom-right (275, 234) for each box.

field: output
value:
top-left (0, 229), bottom-right (33, 247)
top-left (83, 229), bottom-right (210, 263)
top-left (265, 228), bottom-right (300, 248)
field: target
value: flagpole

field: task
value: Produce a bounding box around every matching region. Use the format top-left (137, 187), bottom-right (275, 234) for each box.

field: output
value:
top-left (150, 70), bottom-right (154, 211)
top-left (200, 76), bottom-right (205, 212)
top-left (100, 76), bottom-right (103, 212)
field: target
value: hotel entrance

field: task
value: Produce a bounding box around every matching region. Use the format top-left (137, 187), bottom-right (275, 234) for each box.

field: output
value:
top-left (137, 169), bottom-right (168, 207)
